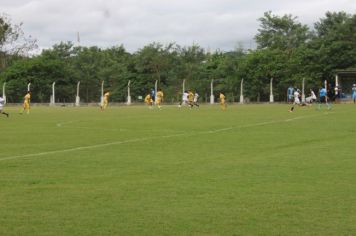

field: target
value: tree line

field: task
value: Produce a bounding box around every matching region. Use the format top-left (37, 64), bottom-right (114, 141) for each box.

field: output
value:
top-left (0, 11), bottom-right (355, 103)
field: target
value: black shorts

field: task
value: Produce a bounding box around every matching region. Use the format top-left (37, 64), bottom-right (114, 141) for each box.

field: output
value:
top-left (320, 96), bottom-right (326, 103)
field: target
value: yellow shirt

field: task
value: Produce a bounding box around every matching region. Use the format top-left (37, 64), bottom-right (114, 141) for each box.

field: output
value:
top-left (219, 93), bottom-right (225, 102)
top-left (104, 92), bottom-right (110, 100)
top-left (156, 91), bottom-right (164, 101)
top-left (144, 94), bottom-right (151, 103)
top-left (24, 93), bottom-right (31, 103)
top-left (188, 92), bottom-right (194, 102)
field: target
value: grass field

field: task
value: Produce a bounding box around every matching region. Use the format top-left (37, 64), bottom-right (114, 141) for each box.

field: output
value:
top-left (1, 104), bottom-right (356, 235)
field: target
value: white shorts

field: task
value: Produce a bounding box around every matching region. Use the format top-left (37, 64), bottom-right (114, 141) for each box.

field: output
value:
top-left (294, 98), bottom-right (300, 104)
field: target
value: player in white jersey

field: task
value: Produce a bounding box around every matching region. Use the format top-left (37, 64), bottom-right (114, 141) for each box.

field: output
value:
top-left (310, 89), bottom-right (317, 102)
top-left (193, 92), bottom-right (200, 107)
top-left (0, 97), bottom-right (9, 117)
top-left (305, 89), bottom-right (317, 104)
top-left (179, 91), bottom-right (189, 107)
top-left (289, 90), bottom-right (301, 112)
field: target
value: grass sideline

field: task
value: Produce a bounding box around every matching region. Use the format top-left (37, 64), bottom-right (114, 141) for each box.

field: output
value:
top-left (0, 104), bottom-right (356, 235)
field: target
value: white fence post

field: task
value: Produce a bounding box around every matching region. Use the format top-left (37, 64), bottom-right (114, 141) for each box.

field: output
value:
top-left (50, 82), bottom-right (56, 106)
top-left (240, 79), bottom-right (244, 104)
top-left (269, 78), bottom-right (274, 103)
top-left (2, 82), bottom-right (6, 104)
top-left (127, 80), bottom-right (132, 105)
top-left (210, 79), bottom-right (214, 104)
top-left (100, 81), bottom-right (104, 106)
top-left (75, 81), bottom-right (80, 106)
top-left (302, 78), bottom-right (306, 103)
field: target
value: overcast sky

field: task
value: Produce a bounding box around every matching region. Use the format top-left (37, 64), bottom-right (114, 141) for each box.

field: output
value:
top-left (1, 0), bottom-right (355, 53)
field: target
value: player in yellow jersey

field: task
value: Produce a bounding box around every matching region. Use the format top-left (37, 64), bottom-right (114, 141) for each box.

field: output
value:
top-left (219, 92), bottom-right (226, 110)
top-left (187, 90), bottom-right (194, 108)
top-left (144, 94), bottom-right (153, 108)
top-left (101, 91), bottom-right (110, 110)
top-left (20, 91), bottom-right (31, 114)
top-left (156, 89), bottom-right (164, 109)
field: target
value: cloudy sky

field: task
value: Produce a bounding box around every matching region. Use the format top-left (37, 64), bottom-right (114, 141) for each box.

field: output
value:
top-left (1, 0), bottom-right (355, 52)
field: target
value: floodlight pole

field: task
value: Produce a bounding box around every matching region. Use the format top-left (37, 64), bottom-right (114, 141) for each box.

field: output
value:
top-left (27, 82), bottom-right (31, 92)
top-left (100, 80), bottom-right (104, 107)
top-left (50, 82), bottom-right (56, 106)
top-left (302, 78), bottom-right (306, 103)
top-left (75, 81), bottom-right (80, 106)
top-left (2, 82), bottom-right (6, 104)
top-left (154, 80), bottom-right (158, 105)
top-left (127, 80), bottom-right (131, 105)
top-left (269, 78), bottom-right (274, 103)
top-left (240, 79), bottom-right (244, 104)
top-left (210, 79), bottom-right (214, 104)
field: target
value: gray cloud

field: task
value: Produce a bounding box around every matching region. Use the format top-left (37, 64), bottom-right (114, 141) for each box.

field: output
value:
top-left (1, 0), bottom-right (355, 52)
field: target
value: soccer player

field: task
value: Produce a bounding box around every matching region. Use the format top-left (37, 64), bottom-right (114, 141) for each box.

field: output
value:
top-left (289, 89), bottom-right (301, 112)
top-left (20, 91), bottom-right (31, 114)
top-left (287, 86), bottom-right (294, 103)
top-left (318, 86), bottom-right (331, 110)
top-left (193, 91), bottom-right (200, 107)
top-left (219, 92), bottom-right (226, 110)
top-left (156, 88), bottom-right (164, 109)
top-left (144, 94), bottom-right (153, 108)
top-left (0, 96), bottom-right (9, 117)
top-left (305, 89), bottom-right (317, 104)
top-left (151, 88), bottom-right (155, 104)
top-left (310, 89), bottom-right (317, 103)
top-left (179, 91), bottom-right (189, 107)
top-left (352, 84), bottom-right (356, 104)
top-left (101, 91), bottom-right (110, 110)
top-left (187, 90), bottom-right (194, 108)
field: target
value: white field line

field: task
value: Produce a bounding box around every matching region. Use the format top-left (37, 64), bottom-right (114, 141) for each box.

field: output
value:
top-left (0, 113), bottom-right (329, 162)
top-left (60, 126), bottom-right (128, 132)
top-left (56, 120), bottom-right (180, 133)
top-left (56, 120), bottom-right (80, 127)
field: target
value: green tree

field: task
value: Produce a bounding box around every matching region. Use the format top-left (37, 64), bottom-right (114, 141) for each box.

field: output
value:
top-left (133, 43), bottom-right (177, 101)
top-left (255, 11), bottom-right (310, 56)
top-left (0, 13), bottom-right (37, 70)
top-left (312, 12), bottom-right (356, 79)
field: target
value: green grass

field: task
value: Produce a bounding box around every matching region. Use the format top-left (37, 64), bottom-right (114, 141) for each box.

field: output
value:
top-left (1, 104), bottom-right (356, 235)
